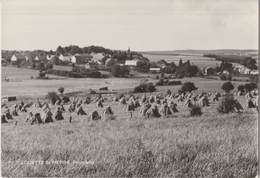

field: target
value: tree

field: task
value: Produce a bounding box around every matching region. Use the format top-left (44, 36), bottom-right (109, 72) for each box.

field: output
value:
top-left (221, 82), bottom-right (234, 93)
top-left (31, 62), bottom-right (36, 69)
top-left (226, 74), bottom-right (232, 81)
top-left (46, 91), bottom-right (60, 105)
top-left (145, 83), bottom-right (156, 92)
top-left (111, 65), bottom-right (121, 77)
top-left (237, 85), bottom-right (244, 92)
top-left (179, 58), bottom-right (183, 66)
top-left (180, 82), bottom-right (198, 93)
top-left (220, 74), bottom-right (226, 81)
top-left (56, 45), bottom-right (64, 56)
top-left (185, 65), bottom-right (198, 77)
top-left (244, 83), bottom-right (256, 92)
top-left (58, 87), bottom-right (65, 94)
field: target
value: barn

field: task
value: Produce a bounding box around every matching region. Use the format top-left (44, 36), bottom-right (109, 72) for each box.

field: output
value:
top-left (71, 55), bottom-right (82, 64)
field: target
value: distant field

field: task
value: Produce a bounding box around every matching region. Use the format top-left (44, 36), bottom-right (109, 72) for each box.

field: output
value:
top-left (53, 65), bottom-right (72, 71)
top-left (142, 54), bottom-right (222, 68)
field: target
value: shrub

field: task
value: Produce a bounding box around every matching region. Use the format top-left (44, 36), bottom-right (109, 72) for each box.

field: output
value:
top-left (217, 94), bottom-right (236, 113)
top-left (221, 82), bottom-right (234, 93)
top-left (226, 74), bottom-right (232, 81)
top-left (39, 72), bottom-right (45, 78)
top-left (58, 87), bottom-right (65, 94)
top-left (190, 105), bottom-right (202, 116)
top-left (156, 75), bottom-right (159, 80)
top-left (180, 82), bottom-right (198, 93)
top-left (90, 90), bottom-right (96, 94)
top-left (244, 83), bottom-right (256, 92)
top-left (220, 74), bottom-right (226, 81)
top-left (237, 85), bottom-right (244, 92)
top-left (145, 83), bottom-right (156, 92)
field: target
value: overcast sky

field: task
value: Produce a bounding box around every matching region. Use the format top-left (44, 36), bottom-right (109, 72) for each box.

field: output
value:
top-left (1, 0), bottom-right (258, 51)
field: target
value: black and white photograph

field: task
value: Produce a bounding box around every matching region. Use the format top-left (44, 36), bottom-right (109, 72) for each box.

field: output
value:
top-left (1, 0), bottom-right (258, 177)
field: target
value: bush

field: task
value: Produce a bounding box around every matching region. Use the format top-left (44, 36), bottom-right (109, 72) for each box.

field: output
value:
top-left (190, 105), bottom-right (202, 116)
top-left (237, 85), bottom-right (244, 92)
top-left (226, 74), bottom-right (232, 81)
top-left (217, 94), bottom-right (236, 113)
top-left (58, 87), bottom-right (65, 94)
top-left (220, 74), bottom-right (226, 81)
top-left (39, 72), bottom-right (46, 78)
top-left (180, 82), bottom-right (198, 93)
top-left (244, 83), bottom-right (256, 92)
top-left (221, 82), bottom-right (234, 93)
top-left (156, 75), bottom-right (159, 80)
top-left (145, 83), bottom-right (156, 92)
top-left (90, 90), bottom-right (96, 94)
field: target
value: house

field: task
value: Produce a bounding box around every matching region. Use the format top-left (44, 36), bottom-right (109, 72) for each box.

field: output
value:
top-left (157, 59), bottom-right (168, 68)
top-left (105, 58), bottom-right (116, 67)
top-left (125, 60), bottom-right (138, 66)
top-left (35, 55), bottom-right (47, 62)
top-left (59, 54), bottom-right (71, 61)
top-left (91, 53), bottom-right (106, 65)
top-left (11, 54), bottom-right (26, 62)
top-left (244, 69), bottom-right (251, 74)
top-left (250, 70), bottom-right (258, 75)
top-left (150, 68), bottom-right (160, 73)
top-left (71, 55), bottom-right (82, 64)
top-left (239, 67), bottom-right (249, 74)
top-left (47, 55), bottom-right (55, 60)
top-left (204, 67), bottom-right (214, 75)
top-left (222, 70), bottom-right (230, 75)
top-left (81, 54), bottom-right (93, 63)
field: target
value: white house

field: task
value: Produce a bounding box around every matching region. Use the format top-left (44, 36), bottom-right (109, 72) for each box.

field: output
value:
top-left (244, 69), bottom-right (251, 74)
top-left (250, 70), bottom-right (258, 75)
top-left (11, 54), bottom-right (26, 62)
top-left (71, 55), bottom-right (82, 64)
top-left (150, 68), bottom-right (160, 73)
top-left (47, 55), bottom-right (55, 60)
top-left (59, 54), bottom-right (71, 61)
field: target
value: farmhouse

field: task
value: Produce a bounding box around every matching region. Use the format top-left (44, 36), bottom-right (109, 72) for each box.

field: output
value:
top-left (11, 54), bottom-right (26, 62)
top-left (91, 53), bottom-right (107, 65)
top-left (222, 70), bottom-right (230, 75)
top-left (204, 67), bottom-right (214, 75)
top-left (250, 70), bottom-right (258, 75)
top-left (125, 60), bottom-right (138, 66)
top-left (71, 55), bottom-right (82, 64)
top-left (59, 54), bottom-right (71, 61)
top-left (244, 69), bottom-right (251, 74)
top-left (47, 55), bottom-right (55, 60)
top-left (35, 55), bottom-right (47, 62)
top-left (150, 68), bottom-right (160, 73)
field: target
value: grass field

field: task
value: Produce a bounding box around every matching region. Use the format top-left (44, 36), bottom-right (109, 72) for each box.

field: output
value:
top-left (1, 94), bottom-right (258, 177)
top-left (142, 54), bottom-right (222, 68)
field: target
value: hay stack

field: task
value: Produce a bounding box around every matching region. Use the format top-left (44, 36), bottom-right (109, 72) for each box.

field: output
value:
top-left (233, 100), bottom-right (243, 113)
top-left (74, 106), bottom-right (87, 115)
top-left (84, 98), bottom-right (91, 104)
top-left (20, 106), bottom-right (27, 112)
top-left (177, 96), bottom-right (183, 102)
top-left (148, 95), bottom-right (155, 103)
top-left (43, 103), bottom-right (50, 111)
top-left (54, 107), bottom-right (64, 120)
top-left (1, 115), bottom-right (8, 123)
top-left (11, 108), bottom-right (19, 116)
top-left (75, 100), bottom-right (82, 108)
top-left (246, 92), bottom-right (253, 99)
top-left (245, 98), bottom-right (255, 108)
top-left (125, 103), bottom-right (135, 111)
top-left (96, 100), bottom-right (103, 108)
top-left (34, 101), bottom-right (42, 108)
top-left (88, 110), bottom-right (101, 120)
top-left (60, 104), bottom-right (66, 112)
top-left (4, 109), bottom-right (13, 120)
top-left (168, 102), bottom-right (178, 113)
top-left (113, 96), bottom-right (119, 102)
top-left (198, 96), bottom-right (209, 107)
top-left (119, 97), bottom-right (127, 105)
top-left (184, 99), bottom-right (193, 108)
top-left (42, 110), bottom-right (53, 123)
top-left (211, 94), bottom-right (219, 101)
top-left (29, 113), bottom-right (43, 124)
top-left (25, 112), bottom-right (33, 122)
top-left (55, 100), bottom-right (61, 105)
top-left (103, 106), bottom-right (114, 115)
top-left (68, 104), bottom-right (75, 113)
top-left (139, 103), bottom-right (151, 116)
top-left (159, 103), bottom-right (171, 117)
top-left (145, 104), bottom-right (161, 117)
top-left (102, 106), bottom-right (116, 120)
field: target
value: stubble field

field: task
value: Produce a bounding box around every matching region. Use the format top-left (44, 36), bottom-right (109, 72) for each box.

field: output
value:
top-left (1, 65), bottom-right (258, 177)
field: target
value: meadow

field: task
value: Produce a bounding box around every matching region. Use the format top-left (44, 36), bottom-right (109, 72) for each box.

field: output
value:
top-left (142, 54), bottom-right (223, 68)
top-left (1, 94), bottom-right (258, 177)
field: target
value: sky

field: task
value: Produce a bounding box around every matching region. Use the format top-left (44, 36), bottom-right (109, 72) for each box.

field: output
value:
top-left (1, 0), bottom-right (258, 51)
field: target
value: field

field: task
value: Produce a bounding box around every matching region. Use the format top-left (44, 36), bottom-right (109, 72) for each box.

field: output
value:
top-left (142, 54), bottom-right (223, 68)
top-left (1, 94), bottom-right (258, 177)
top-left (1, 65), bottom-right (258, 177)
